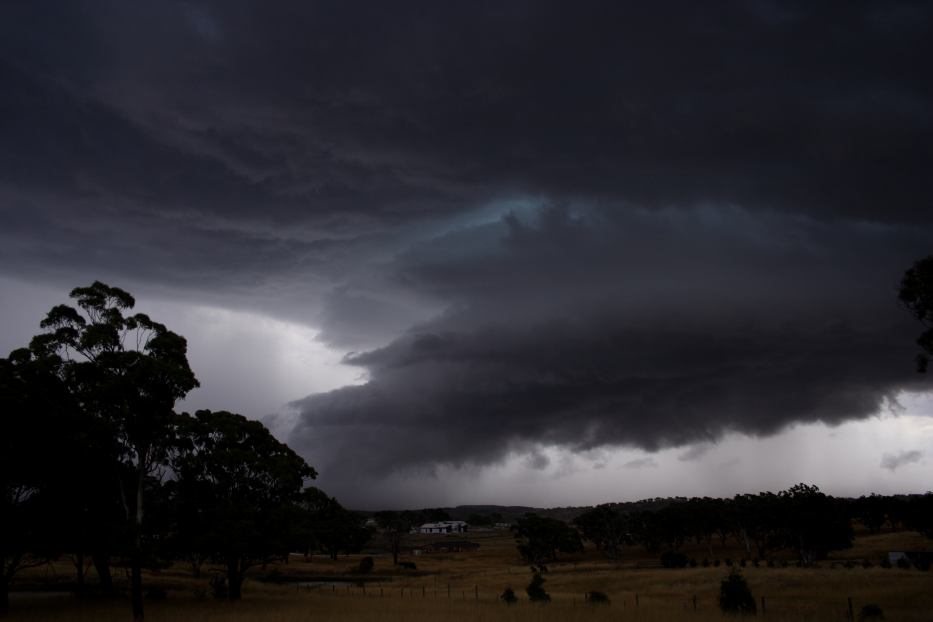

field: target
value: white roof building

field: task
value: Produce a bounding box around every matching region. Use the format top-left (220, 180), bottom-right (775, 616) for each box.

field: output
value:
top-left (419, 520), bottom-right (469, 534)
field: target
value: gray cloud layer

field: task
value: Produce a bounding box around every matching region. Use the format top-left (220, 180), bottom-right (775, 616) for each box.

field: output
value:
top-left (880, 450), bottom-right (923, 471)
top-left (2, 2), bottom-right (932, 503)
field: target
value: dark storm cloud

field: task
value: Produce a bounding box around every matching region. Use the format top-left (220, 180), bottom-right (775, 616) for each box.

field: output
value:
top-left (2, 2), bottom-right (932, 500)
top-left (288, 206), bottom-right (933, 495)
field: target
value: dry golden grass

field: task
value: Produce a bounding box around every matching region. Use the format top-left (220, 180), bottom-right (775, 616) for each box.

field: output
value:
top-left (9, 529), bottom-right (933, 621)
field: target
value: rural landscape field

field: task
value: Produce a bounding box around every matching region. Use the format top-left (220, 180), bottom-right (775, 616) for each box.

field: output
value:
top-left (7, 524), bottom-right (933, 621)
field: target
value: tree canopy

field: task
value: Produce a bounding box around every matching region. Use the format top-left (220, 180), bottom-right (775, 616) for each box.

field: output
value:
top-left (899, 255), bottom-right (933, 372)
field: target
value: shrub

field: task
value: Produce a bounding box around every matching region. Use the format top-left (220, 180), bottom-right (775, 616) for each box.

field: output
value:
top-left (725, 558), bottom-right (733, 567)
top-left (739, 559), bottom-right (747, 568)
top-left (880, 558), bottom-right (892, 569)
top-left (689, 558), bottom-right (698, 568)
top-left (660, 550), bottom-right (688, 568)
top-left (766, 559), bottom-right (775, 568)
top-left (714, 559), bottom-right (721, 567)
top-left (398, 561), bottom-right (417, 570)
top-left (896, 557), bottom-right (911, 570)
top-left (209, 575), bottom-right (228, 600)
top-left (358, 556), bottom-right (374, 574)
top-left (702, 558), bottom-right (710, 567)
top-left (858, 603), bottom-right (885, 621)
top-left (719, 570), bottom-right (756, 616)
top-left (861, 559), bottom-right (873, 569)
top-left (586, 591), bottom-right (610, 605)
top-left (500, 587), bottom-right (517, 605)
top-left (526, 573), bottom-right (550, 603)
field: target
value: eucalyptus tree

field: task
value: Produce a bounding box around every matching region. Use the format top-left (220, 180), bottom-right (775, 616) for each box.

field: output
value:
top-left (171, 410), bottom-right (315, 600)
top-left (29, 282), bottom-right (198, 621)
top-left (299, 487), bottom-right (370, 561)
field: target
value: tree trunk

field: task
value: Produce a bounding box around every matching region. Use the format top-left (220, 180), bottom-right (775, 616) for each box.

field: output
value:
top-left (227, 560), bottom-right (243, 601)
top-left (129, 469), bottom-right (145, 621)
top-left (0, 575), bottom-right (9, 618)
top-left (74, 552), bottom-right (85, 595)
top-left (93, 553), bottom-right (113, 594)
top-left (130, 558), bottom-right (144, 621)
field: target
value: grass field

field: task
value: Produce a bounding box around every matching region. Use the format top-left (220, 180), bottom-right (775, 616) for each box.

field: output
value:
top-left (8, 529), bottom-right (933, 621)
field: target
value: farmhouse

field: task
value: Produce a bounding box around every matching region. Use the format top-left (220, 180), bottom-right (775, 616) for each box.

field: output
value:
top-left (419, 520), bottom-right (469, 534)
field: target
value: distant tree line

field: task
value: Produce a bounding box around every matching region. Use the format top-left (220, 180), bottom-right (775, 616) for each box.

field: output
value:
top-left (572, 485), bottom-right (933, 565)
top-left (0, 283), bottom-right (368, 620)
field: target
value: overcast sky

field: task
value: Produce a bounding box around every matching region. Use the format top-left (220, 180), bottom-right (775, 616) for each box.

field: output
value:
top-left (2, 1), bottom-right (932, 509)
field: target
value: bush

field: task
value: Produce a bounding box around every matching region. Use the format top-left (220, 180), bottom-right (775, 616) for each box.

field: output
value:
top-left (861, 559), bottom-right (873, 569)
top-left (358, 556), bottom-right (374, 574)
top-left (398, 561), bottom-right (417, 570)
top-left (526, 573), bottom-right (550, 603)
top-left (739, 559), bottom-right (747, 568)
top-left (880, 558), bottom-right (892, 569)
top-left (858, 604), bottom-right (885, 621)
top-left (766, 559), bottom-right (775, 568)
top-left (725, 558), bottom-right (733, 567)
top-left (586, 591), bottom-right (610, 605)
top-left (500, 587), bottom-right (517, 605)
top-left (702, 558), bottom-right (710, 567)
top-left (209, 575), bottom-right (228, 600)
top-left (660, 550), bottom-right (688, 568)
top-left (719, 570), bottom-right (756, 616)
top-left (897, 557), bottom-right (911, 570)
top-left (714, 559), bottom-right (721, 567)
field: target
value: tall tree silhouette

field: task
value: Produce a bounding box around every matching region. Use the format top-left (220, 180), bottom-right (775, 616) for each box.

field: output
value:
top-left (29, 282), bottom-right (198, 621)
top-left (171, 410), bottom-right (315, 600)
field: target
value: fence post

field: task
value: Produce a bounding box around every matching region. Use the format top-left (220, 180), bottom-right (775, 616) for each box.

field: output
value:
top-left (475, 585), bottom-right (478, 600)
top-left (848, 597), bottom-right (854, 622)
top-left (636, 593), bottom-right (639, 608)
top-left (380, 587), bottom-right (383, 598)
top-left (693, 595), bottom-right (697, 610)
top-left (447, 584), bottom-right (450, 599)
top-left (423, 586), bottom-right (425, 598)
top-left (761, 596), bottom-right (766, 614)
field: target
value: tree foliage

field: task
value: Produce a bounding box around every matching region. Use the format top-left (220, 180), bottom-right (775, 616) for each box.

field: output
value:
top-left (298, 487), bottom-right (370, 560)
top-left (170, 410), bottom-right (316, 600)
top-left (899, 255), bottom-right (933, 372)
top-left (25, 282), bottom-right (199, 621)
top-left (513, 514), bottom-right (583, 564)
